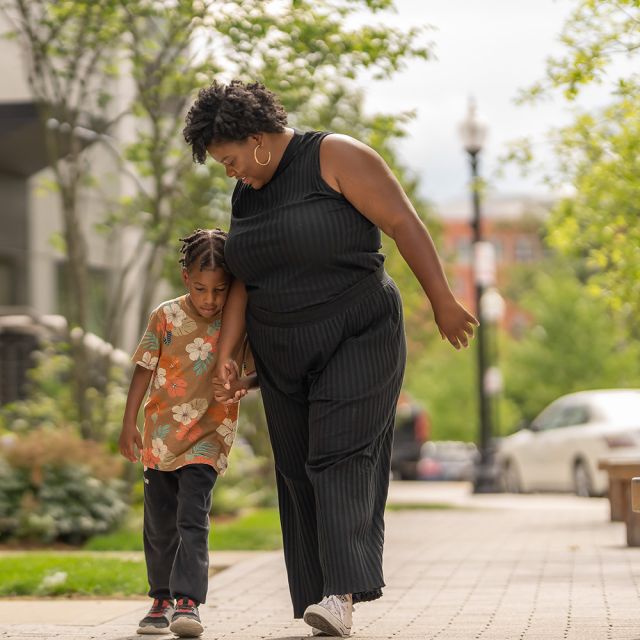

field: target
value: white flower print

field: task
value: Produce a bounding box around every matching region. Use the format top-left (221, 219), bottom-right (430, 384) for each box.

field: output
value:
top-left (218, 453), bottom-right (228, 474)
top-left (153, 367), bottom-right (167, 389)
top-left (136, 351), bottom-right (158, 370)
top-left (172, 402), bottom-right (199, 425)
top-left (216, 418), bottom-right (238, 446)
top-left (163, 303), bottom-right (186, 328)
top-left (151, 437), bottom-right (169, 460)
top-left (186, 337), bottom-right (213, 362)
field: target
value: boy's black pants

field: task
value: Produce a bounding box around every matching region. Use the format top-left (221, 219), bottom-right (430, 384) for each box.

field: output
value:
top-left (143, 464), bottom-right (217, 605)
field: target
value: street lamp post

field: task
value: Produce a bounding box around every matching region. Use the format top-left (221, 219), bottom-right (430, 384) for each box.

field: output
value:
top-left (459, 99), bottom-right (495, 493)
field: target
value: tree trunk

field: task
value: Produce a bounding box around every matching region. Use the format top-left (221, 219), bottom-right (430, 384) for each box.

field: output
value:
top-left (60, 181), bottom-right (94, 439)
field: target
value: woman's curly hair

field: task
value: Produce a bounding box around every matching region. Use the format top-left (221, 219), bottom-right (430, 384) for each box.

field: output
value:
top-left (183, 80), bottom-right (288, 164)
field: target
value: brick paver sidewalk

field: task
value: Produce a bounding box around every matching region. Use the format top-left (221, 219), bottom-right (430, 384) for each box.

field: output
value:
top-left (2, 488), bottom-right (640, 639)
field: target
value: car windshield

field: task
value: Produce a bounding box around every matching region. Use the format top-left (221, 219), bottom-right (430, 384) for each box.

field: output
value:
top-left (595, 392), bottom-right (640, 423)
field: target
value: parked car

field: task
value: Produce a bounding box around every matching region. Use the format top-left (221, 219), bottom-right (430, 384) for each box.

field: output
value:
top-left (417, 441), bottom-right (478, 482)
top-left (496, 389), bottom-right (640, 496)
top-left (390, 393), bottom-right (430, 480)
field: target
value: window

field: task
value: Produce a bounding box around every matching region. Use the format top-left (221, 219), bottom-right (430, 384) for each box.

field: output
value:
top-left (533, 402), bottom-right (590, 431)
top-left (531, 403), bottom-right (565, 431)
top-left (456, 238), bottom-right (472, 264)
top-left (0, 258), bottom-right (16, 306)
top-left (515, 236), bottom-right (536, 262)
top-left (557, 405), bottom-right (590, 428)
top-left (452, 275), bottom-right (468, 299)
top-left (490, 238), bottom-right (504, 262)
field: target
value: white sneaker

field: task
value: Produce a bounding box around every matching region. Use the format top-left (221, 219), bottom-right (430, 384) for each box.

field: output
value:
top-left (303, 594), bottom-right (352, 637)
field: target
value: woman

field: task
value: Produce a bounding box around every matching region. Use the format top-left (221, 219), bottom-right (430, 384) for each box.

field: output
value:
top-left (183, 80), bottom-right (477, 638)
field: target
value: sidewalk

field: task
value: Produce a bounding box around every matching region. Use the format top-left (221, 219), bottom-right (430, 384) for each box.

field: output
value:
top-left (2, 484), bottom-right (640, 639)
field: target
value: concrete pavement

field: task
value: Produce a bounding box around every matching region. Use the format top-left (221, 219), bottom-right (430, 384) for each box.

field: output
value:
top-left (2, 483), bottom-right (640, 639)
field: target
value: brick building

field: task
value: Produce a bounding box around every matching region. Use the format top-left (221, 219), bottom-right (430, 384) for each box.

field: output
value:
top-left (437, 195), bottom-right (552, 335)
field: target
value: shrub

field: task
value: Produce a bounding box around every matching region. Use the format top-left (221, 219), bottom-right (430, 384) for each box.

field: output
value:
top-left (0, 429), bottom-right (128, 544)
top-left (211, 438), bottom-right (277, 516)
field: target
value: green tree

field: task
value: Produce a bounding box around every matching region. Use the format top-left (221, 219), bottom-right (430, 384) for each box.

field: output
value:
top-left (503, 261), bottom-right (640, 423)
top-left (523, 0), bottom-right (640, 102)
top-left (506, 0), bottom-right (640, 330)
top-left (546, 97), bottom-right (640, 330)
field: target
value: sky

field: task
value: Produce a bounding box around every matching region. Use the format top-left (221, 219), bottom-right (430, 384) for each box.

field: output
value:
top-left (353, 0), bottom-right (608, 208)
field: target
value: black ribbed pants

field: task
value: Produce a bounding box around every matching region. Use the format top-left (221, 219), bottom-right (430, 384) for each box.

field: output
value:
top-left (143, 464), bottom-right (217, 605)
top-left (246, 271), bottom-right (406, 618)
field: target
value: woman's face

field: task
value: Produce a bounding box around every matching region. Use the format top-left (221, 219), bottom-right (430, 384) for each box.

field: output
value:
top-left (207, 135), bottom-right (270, 190)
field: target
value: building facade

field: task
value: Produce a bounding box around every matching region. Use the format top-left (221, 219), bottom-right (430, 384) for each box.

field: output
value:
top-left (437, 195), bottom-right (552, 335)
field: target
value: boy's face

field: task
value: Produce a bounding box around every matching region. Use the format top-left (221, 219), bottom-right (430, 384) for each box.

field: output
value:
top-left (182, 267), bottom-right (230, 319)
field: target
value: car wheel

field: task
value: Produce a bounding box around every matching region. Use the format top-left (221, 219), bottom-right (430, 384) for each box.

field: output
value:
top-left (573, 460), bottom-right (593, 497)
top-left (501, 460), bottom-right (522, 493)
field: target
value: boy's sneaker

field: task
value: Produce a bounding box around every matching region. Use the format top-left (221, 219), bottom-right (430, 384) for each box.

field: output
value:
top-left (170, 597), bottom-right (203, 637)
top-left (303, 594), bottom-right (352, 637)
top-left (137, 598), bottom-right (174, 634)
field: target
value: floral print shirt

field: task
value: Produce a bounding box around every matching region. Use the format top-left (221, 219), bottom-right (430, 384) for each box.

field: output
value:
top-left (131, 294), bottom-right (253, 475)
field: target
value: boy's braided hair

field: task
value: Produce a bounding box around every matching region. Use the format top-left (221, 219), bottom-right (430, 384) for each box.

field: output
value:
top-left (179, 228), bottom-right (229, 273)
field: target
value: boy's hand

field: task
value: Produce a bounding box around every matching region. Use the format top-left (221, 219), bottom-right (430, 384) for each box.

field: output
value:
top-left (119, 423), bottom-right (142, 463)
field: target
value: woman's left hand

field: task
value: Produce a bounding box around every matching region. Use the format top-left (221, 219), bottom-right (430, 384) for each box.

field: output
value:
top-left (434, 298), bottom-right (479, 350)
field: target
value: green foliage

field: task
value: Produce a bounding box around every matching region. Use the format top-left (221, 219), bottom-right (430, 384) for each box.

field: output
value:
top-left (404, 338), bottom-right (478, 442)
top-left (0, 554), bottom-right (147, 597)
top-left (210, 508), bottom-right (281, 551)
top-left (546, 96), bottom-right (640, 327)
top-left (519, 0), bottom-right (640, 103)
top-left (505, 1), bottom-right (640, 338)
top-left (502, 261), bottom-right (640, 423)
top-left (0, 341), bottom-right (129, 446)
top-left (0, 430), bottom-right (128, 544)
top-left (211, 439), bottom-right (277, 517)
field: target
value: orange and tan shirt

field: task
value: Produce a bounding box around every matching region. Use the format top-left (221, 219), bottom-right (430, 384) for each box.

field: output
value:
top-left (132, 294), bottom-right (252, 475)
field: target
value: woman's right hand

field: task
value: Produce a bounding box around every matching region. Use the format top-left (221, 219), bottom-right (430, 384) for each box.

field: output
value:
top-left (214, 357), bottom-right (240, 389)
top-left (433, 297), bottom-right (479, 350)
top-left (214, 358), bottom-right (246, 404)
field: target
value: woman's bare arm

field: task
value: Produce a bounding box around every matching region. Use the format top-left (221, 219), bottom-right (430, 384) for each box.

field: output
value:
top-left (320, 134), bottom-right (478, 349)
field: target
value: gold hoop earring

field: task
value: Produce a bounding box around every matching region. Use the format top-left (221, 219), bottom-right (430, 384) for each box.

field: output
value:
top-left (254, 144), bottom-right (271, 166)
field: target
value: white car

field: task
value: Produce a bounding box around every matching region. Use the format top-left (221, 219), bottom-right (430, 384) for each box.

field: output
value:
top-left (496, 389), bottom-right (640, 497)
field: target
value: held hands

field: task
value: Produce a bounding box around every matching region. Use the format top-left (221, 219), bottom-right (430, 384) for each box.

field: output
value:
top-left (434, 297), bottom-right (479, 350)
top-left (118, 423), bottom-right (142, 463)
top-left (213, 358), bottom-right (248, 404)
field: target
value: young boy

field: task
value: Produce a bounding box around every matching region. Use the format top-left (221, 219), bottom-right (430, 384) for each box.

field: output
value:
top-left (118, 229), bottom-right (256, 637)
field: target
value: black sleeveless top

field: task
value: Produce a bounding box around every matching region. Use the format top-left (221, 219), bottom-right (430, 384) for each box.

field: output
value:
top-left (224, 130), bottom-right (385, 314)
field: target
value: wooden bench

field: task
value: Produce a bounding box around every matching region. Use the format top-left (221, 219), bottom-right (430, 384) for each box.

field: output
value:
top-left (598, 458), bottom-right (640, 546)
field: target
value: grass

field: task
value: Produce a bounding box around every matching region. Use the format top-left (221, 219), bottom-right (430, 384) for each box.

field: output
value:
top-left (386, 502), bottom-right (459, 511)
top-left (0, 554), bottom-right (148, 597)
top-left (211, 508), bottom-right (282, 550)
top-left (85, 507), bottom-right (283, 551)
